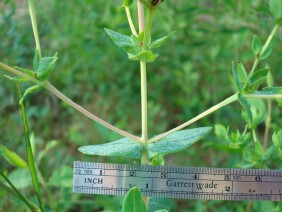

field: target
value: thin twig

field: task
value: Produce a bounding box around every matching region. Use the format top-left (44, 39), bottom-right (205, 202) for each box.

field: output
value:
top-left (125, 6), bottom-right (138, 36)
top-left (0, 62), bottom-right (140, 142)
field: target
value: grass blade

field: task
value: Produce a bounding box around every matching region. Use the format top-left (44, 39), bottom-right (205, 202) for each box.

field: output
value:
top-left (0, 171), bottom-right (38, 211)
top-left (16, 83), bottom-right (44, 211)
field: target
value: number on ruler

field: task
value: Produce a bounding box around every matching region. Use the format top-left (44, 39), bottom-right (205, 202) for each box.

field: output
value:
top-left (75, 169), bottom-right (81, 174)
top-left (161, 172), bottom-right (168, 178)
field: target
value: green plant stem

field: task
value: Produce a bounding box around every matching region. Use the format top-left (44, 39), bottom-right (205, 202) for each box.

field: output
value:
top-left (142, 9), bottom-right (154, 49)
top-left (140, 61), bottom-right (148, 142)
top-left (125, 6), bottom-right (138, 36)
top-left (252, 129), bottom-right (258, 143)
top-left (28, 0), bottom-right (42, 58)
top-left (149, 93), bottom-right (239, 143)
top-left (17, 84), bottom-right (44, 212)
top-left (0, 172), bottom-right (39, 211)
top-left (263, 100), bottom-right (272, 150)
top-left (0, 62), bottom-right (140, 141)
top-left (249, 24), bottom-right (279, 76)
top-left (137, 0), bottom-right (145, 33)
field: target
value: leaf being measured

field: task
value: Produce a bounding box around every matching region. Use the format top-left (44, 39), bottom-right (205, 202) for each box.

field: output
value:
top-left (148, 127), bottom-right (212, 159)
top-left (122, 186), bottom-right (146, 212)
top-left (78, 138), bottom-right (143, 159)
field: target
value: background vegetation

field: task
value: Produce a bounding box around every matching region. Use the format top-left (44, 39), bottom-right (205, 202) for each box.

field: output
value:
top-left (0, 0), bottom-right (281, 211)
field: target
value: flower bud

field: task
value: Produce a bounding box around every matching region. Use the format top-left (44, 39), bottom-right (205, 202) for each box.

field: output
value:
top-left (139, 0), bottom-right (164, 10)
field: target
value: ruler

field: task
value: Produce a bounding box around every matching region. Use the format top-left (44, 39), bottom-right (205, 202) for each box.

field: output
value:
top-left (73, 161), bottom-right (282, 201)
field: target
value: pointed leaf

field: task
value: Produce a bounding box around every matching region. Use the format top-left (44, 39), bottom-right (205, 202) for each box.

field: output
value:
top-left (249, 68), bottom-right (269, 89)
top-left (263, 86), bottom-right (282, 94)
top-left (128, 50), bottom-right (159, 62)
top-left (238, 93), bottom-right (253, 126)
top-left (1, 146), bottom-right (28, 168)
top-left (237, 62), bottom-right (248, 88)
top-left (36, 54), bottom-right (58, 80)
top-left (78, 138), bottom-right (143, 159)
top-left (149, 31), bottom-right (175, 50)
top-left (269, 0), bottom-right (282, 19)
top-left (252, 35), bottom-right (262, 57)
top-left (272, 130), bottom-right (282, 148)
top-left (148, 127), bottom-right (212, 159)
top-left (122, 187), bottom-right (146, 212)
top-left (232, 61), bottom-right (243, 91)
top-left (260, 42), bottom-right (273, 60)
top-left (105, 28), bottom-right (134, 48)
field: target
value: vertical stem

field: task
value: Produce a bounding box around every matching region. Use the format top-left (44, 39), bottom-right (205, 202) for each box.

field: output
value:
top-left (263, 100), bottom-right (272, 150)
top-left (28, 0), bottom-right (42, 58)
top-left (125, 6), bottom-right (138, 36)
top-left (137, 0), bottom-right (145, 33)
top-left (252, 129), bottom-right (258, 143)
top-left (140, 61), bottom-right (148, 142)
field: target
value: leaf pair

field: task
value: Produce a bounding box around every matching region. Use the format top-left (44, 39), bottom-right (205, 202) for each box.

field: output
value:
top-left (252, 35), bottom-right (273, 60)
top-left (232, 62), bottom-right (269, 94)
top-left (78, 127), bottom-right (212, 159)
top-left (105, 28), bottom-right (175, 63)
top-left (6, 49), bottom-right (58, 103)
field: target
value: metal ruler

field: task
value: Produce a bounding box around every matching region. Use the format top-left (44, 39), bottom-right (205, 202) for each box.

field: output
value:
top-left (73, 161), bottom-right (282, 201)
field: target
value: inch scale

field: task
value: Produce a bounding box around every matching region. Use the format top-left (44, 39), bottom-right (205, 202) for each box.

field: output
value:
top-left (73, 161), bottom-right (282, 201)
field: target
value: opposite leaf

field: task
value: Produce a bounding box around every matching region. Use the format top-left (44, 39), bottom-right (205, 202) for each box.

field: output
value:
top-left (238, 94), bottom-right (253, 127)
top-left (149, 31), bottom-right (175, 50)
top-left (128, 50), bottom-right (159, 62)
top-left (252, 35), bottom-right (262, 57)
top-left (148, 127), bottom-right (212, 159)
top-left (105, 28), bottom-right (134, 48)
top-left (78, 138), bottom-right (143, 159)
top-left (122, 187), bottom-right (146, 212)
top-left (232, 61), bottom-right (243, 91)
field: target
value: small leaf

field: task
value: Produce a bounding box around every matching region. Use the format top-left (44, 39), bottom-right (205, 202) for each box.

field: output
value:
top-left (128, 50), bottom-right (159, 62)
top-left (248, 68), bottom-right (269, 90)
top-left (252, 35), bottom-right (262, 57)
top-left (36, 54), bottom-right (58, 80)
top-left (232, 61), bottom-right (243, 91)
top-left (151, 154), bottom-right (165, 166)
top-left (263, 86), bottom-right (282, 94)
top-left (238, 94), bottom-right (253, 127)
top-left (262, 145), bottom-right (274, 162)
top-left (148, 127), bottom-right (212, 159)
top-left (78, 138), bottom-right (143, 159)
top-left (272, 130), bottom-right (282, 148)
top-left (149, 31), bottom-right (175, 50)
top-left (269, 0), bottom-right (282, 20)
top-left (237, 63), bottom-right (248, 85)
top-left (105, 28), bottom-right (134, 48)
top-left (214, 124), bottom-right (227, 138)
top-left (1, 146), bottom-right (28, 168)
top-left (243, 144), bottom-right (262, 162)
top-left (122, 187), bottom-right (146, 212)
top-left (260, 42), bottom-right (273, 60)
top-left (123, 0), bottom-right (133, 7)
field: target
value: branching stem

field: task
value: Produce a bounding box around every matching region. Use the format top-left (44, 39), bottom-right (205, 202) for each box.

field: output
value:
top-left (125, 6), bottom-right (138, 36)
top-left (0, 62), bottom-right (140, 142)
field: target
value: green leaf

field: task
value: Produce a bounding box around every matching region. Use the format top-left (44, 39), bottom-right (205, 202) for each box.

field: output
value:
top-left (0, 146), bottom-right (28, 168)
top-left (238, 94), bottom-right (253, 127)
top-left (243, 143), bottom-right (262, 162)
top-left (252, 35), bottom-right (262, 56)
top-left (122, 187), bottom-right (146, 212)
top-left (272, 130), bottom-right (282, 148)
top-left (149, 31), bottom-right (175, 50)
top-left (262, 145), bottom-right (274, 162)
top-left (36, 54), bottom-right (58, 80)
top-left (105, 28), bottom-right (134, 48)
top-left (123, 0), bottom-right (133, 7)
top-left (237, 62), bottom-right (248, 86)
top-left (214, 124), bottom-right (227, 138)
top-left (48, 166), bottom-right (73, 187)
top-left (260, 42), bottom-right (273, 60)
top-left (151, 154), bottom-right (165, 166)
top-left (248, 68), bottom-right (269, 89)
top-left (269, 0), bottom-right (282, 19)
top-left (128, 50), bottom-right (159, 62)
top-left (78, 138), bottom-right (143, 159)
top-left (232, 61), bottom-right (243, 91)
top-left (148, 127), bottom-right (212, 159)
